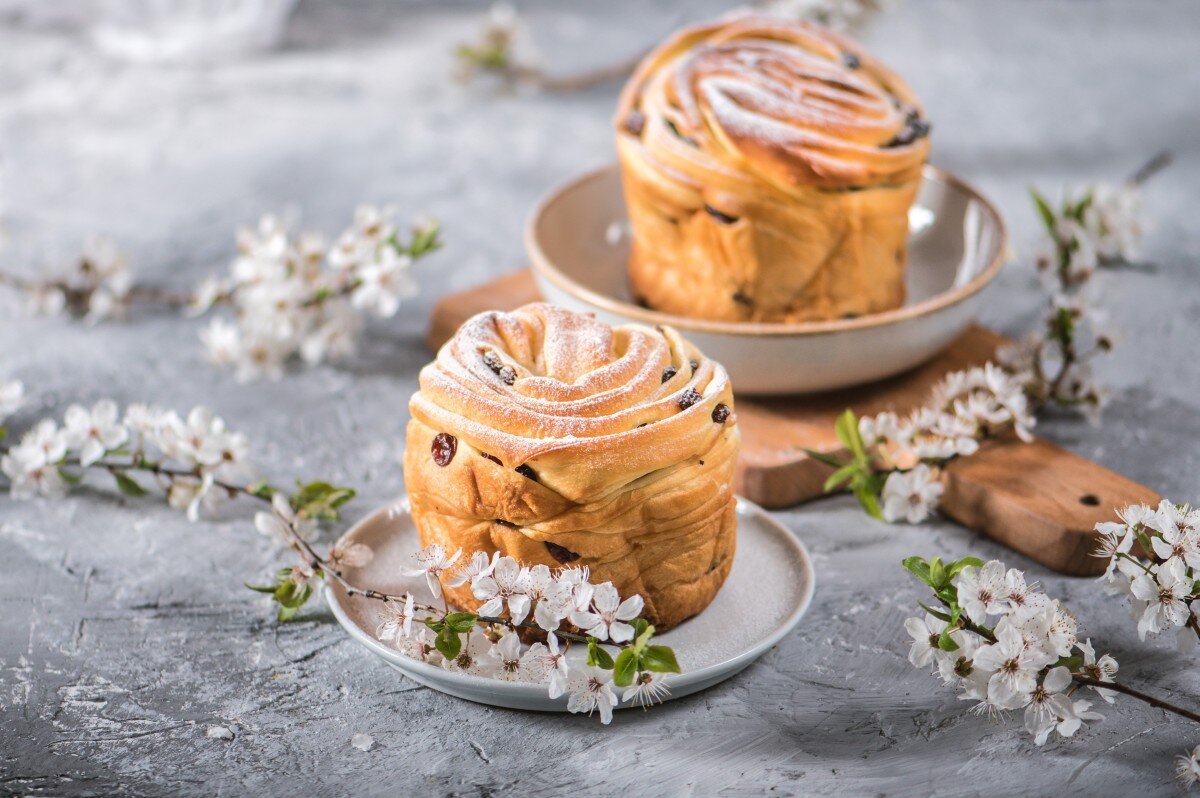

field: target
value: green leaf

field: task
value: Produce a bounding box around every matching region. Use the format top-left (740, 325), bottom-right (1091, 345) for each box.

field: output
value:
top-left (853, 486), bottom-right (884, 520)
top-left (1029, 187), bottom-right (1057, 235)
top-left (248, 481), bottom-right (278, 500)
top-left (245, 582), bottom-right (279, 594)
top-left (406, 222), bottom-right (443, 258)
top-left (0, 426), bottom-right (7, 442)
top-left (424, 618), bottom-right (445, 632)
top-left (640, 645), bottom-right (681, 674)
top-left (57, 467), bottom-right (83, 485)
top-left (277, 603), bottom-right (300, 622)
top-left (928, 557), bottom-right (947, 589)
top-left (587, 638), bottom-right (615, 670)
top-left (800, 448), bottom-right (850, 469)
top-left (613, 649), bottom-right (638, 687)
top-left (445, 612), bottom-right (478, 634)
top-left (937, 628), bottom-right (959, 652)
top-left (834, 409), bottom-right (865, 461)
top-left (902, 556), bottom-right (932, 586)
top-left (435, 627), bottom-right (462, 660)
top-left (823, 463), bottom-right (861, 494)
top-left (946, 557), bottom-right (984, 579)
top-left (918, 602), bottom-right (954, 623)
top-left (291, 480), bottom-right (357, 522)
top-left (113, 471), bottom-right (148, 497)
top-left (631, 618), bottom-right (650, 641)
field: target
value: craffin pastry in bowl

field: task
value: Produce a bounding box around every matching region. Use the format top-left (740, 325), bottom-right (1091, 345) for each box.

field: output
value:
top-left (404, 303), bottom-right (739, 631)
top-left (615, 15), bottom-right (931, 323)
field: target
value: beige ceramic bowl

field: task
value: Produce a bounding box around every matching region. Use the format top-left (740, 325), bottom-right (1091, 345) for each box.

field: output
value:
top-left (525, 164), bottom-right (1006, 395)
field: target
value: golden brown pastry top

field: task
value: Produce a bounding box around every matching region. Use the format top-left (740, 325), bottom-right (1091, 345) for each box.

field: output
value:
top-left (409, 303), bottom-right (735, 502)
top-left (615, 15), bottom-right (930, 191)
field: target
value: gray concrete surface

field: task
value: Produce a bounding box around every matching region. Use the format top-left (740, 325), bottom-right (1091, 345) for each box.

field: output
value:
top-left (1, 1), bottom-right (1199, 795)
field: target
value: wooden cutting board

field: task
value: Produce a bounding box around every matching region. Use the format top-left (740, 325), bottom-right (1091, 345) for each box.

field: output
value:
top-left (424, 270), bottom-right (1158, 576)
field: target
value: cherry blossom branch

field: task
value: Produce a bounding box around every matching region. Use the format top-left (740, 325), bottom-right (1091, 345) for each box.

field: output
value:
top-left (1070, 675), bottom-right (1200, 724)
top-left (902, 555), bottom-right (1200, 752)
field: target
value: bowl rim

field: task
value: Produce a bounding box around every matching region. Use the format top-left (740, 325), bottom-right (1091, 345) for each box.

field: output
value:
top-left (525, 162), bottom-right (1007, 338)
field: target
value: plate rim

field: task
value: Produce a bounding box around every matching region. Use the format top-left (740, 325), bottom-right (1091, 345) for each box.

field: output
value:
top-left (325, 496), bottom-right (815, 704)
top-left (525, 162), bottom-right (1007, 338)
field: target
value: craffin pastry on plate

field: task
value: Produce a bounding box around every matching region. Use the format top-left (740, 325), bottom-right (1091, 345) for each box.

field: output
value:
top-left (404, 303), bottom-right (739, 631)
top-left (615, 15), bottom-right (931, 323)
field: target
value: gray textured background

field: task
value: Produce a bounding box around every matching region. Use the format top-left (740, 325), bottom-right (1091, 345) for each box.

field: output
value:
top-left (2, 1), bottom-right (1199, 795)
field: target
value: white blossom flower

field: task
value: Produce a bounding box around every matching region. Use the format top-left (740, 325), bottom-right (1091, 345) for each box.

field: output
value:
top-left (1081, 182), bottom-right (1143, 262)
top-left (376, 594), bottom-right (415, 643)
top-left (25, 285), bottom-right (66, 316)
top-left (123, 403), bottom-right (164, 440)
top-left (394, 627), bottom-right (440, 664)
top-left (973, 622), bottom-right (1053, 709)
top-left (62, 399), bottom-right (129, 467)
top-left (1093, 521), bottom-right (1135, 582)
top-left (1024, 666), bottom-right (1073, 745)
top-left (328, 542), bottom-right (374, 569)
top-left (1130, 558), bottom-right (1192, 639)
top-left (1177, 744), bottom-right (1200, 789)
top-left (187, 276), bottom-right (230, 317)
top-left (0, 378), bottom-right (23, 422)
top-left (570, 582), bottom-right (644, 643)
top-left (519, 633), bottom-right (570, 698)
top-left (623, 671), bottom-right (670, 709)
top-left (1002, 569), bottom-right (1052, 617)
top-left (534, 578), bottom-right (579, 632)
top-left (409, 544), bottom-right (462, 601)
top-left (1075, 638), bottom-right (1119, 703)
top-left (200, 318), bottom-right (243, 368)
top-left (881, 464), bottom-right (944, 524)
top-left (446, 550), bottom-right (498, 588)
top-left (253, 493), bottom-right (318, 543)
top-left (904, 613), bottom-right (948, 669)
top-left (1147, 505), bottom-right (1200, 572)
top-left (566, 666), bottom-right (617, 725)
top-left (1, 444), bottom-right (67, 499)
top-left (485, 631), bottom-right (523, 681)
top-left (168, 472), bottom-right (217, 522)
top-left (14, 419), bottom-right (67, 467)
top-left (956, 561), bottom-right (1009, 623)
top-left (350, 246), bottom-right (415, 318)
top-left (441, 630), bottom-right (494, 676)
top-left (472, 556), bottom-right (531, 623)
top-left (1054, 697), bottom-right (1103, 742)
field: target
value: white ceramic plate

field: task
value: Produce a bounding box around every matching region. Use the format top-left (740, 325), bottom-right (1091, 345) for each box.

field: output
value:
top-left (326, 497), bottom-right (814, 713)
top-left (525, 164), bottom-right (1006, 395)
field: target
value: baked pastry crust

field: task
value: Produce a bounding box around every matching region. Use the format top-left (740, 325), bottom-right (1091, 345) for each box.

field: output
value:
top-left (615, 15), bottom-right (931, 323)
top-left (405, 303), bottom-right (739, 630)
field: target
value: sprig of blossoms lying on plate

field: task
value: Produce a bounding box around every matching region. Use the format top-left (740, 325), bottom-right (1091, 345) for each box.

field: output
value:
top-left (0, 207), bottom-right (440, 380)
top-left (248, 495), bottom-right (682, 723)
top-left (808, 363), bottom-right (1033, 521)
top-left (901, 554), bottom-right (1200, 749)
top-left (1093, 500), bottom-right (1200, 651)
top-left (454, 0), bottom-right (888, 91)
top-left (190, 207), bottom-right (440, 381)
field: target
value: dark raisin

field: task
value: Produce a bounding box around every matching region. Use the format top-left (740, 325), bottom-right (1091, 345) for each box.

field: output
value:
top-left (625, 109), bottom-right (646, 136)
top-left (482, 350), bottom-right (504, 374)
top-left (634, 295), bottom-right (651, 309)
top-left (664, 118), bottom-right (698, 146)
top-left (545, 541), bottom-right (581, 563)
top-left (495, 519), bottom-right (518, 528)
top-left (480, 452), bottom-right (502, 465)
top-left (842, 52), bottom-right (861, 69)
top-left (699, 460), bottom-right (705, 465)
top-left (678, 388), bottom-right (702, 410)
top-left (499, 366), bottom-right (516, 385)
top-left (704, 205), bottom-right (739, 224)
top-left (712, 403), bottom-right (731, 424)
top-left (662, 365), bottom-right (678, 383)
top-left (689, 358), bottom-right (699, 375)
top-left (884, 110), bottom-right (931, 148)
top-left (637, 422), bottom-right (649, 428)
top-left (431, 433), bottom-right (457, 466)
top-left (515, 464), bottom-right (538, 482)
top-left (731, 292), bottom-right (754, 307)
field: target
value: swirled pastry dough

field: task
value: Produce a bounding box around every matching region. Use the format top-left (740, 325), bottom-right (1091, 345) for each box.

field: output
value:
top-left (616, 16), bottom-right (930, 322)
top-left (405, 304), bottom-right (739, 630)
